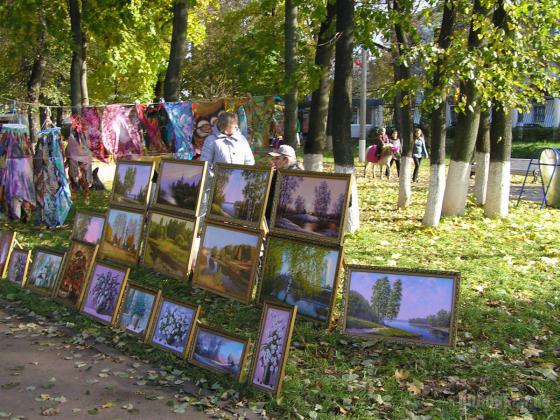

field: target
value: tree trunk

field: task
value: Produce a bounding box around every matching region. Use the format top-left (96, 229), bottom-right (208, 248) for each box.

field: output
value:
top-left (332, 0), bottom-right (358, 232)
top-left (164, 0), bottom-right (189, 102)
top-left (283, 0), bottom-right (298, 148)
top-left (27, 13), bottom-right (47, 143)
top-left (304, 2), bottom-right (336, 172)
top-left (325, 87), bottom-right (334, 151)
top-left (474, 109), bottom-right (491, 204)
top-left (68, 0), bottom-right (83, 114)
top-left (423, 0), bottom-right (456, 227)
top-left (80, 0), bottom-right (89, 106)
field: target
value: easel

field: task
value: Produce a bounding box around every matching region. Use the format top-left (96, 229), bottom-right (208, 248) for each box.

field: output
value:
top-left (516, 148), bottom-right (560, 209)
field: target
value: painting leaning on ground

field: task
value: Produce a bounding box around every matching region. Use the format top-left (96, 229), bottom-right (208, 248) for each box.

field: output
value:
top-left (102, 208), bottom-right (144, 265)
top-left (111, 162), bottom-right (153, 208)
top-left (190, 327), bottom-right (246, 378)
top-left (344, 269), bottom-right (458, 345)
top-left (72, 212), bottom-right (105, 245)
top-left (156, 160), bottom-right (204, 213)
top-left (27, 250), bottom-right (64, 292)
top-left (118, 286), bottom-right (157, 336)
top-left (82, 263), bottom-right (127, 324)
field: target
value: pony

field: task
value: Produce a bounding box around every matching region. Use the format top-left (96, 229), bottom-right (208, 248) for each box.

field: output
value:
top-left (364, 144), bottom-right (397, 179)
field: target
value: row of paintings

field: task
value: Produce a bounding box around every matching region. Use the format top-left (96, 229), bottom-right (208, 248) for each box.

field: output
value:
top-left (109, 158), bottom-right (352, 244)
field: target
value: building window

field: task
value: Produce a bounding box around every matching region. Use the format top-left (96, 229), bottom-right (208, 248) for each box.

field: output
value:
top-left (533, 105), bottom-right (545, 123)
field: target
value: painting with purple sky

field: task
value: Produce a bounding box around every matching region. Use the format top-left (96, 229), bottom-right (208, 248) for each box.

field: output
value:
top-left (156, 160), bottom-right (204, 214)
top-left (344, 268), bottom-right (459, 346)
top-left (111, 161), bottom-right (153, 209)
top-left (72, 212), bottom-right (105, 245)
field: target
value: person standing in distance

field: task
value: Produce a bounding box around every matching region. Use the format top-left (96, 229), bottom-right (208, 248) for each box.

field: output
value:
top-left (412, 128), bottom-right (429, 182)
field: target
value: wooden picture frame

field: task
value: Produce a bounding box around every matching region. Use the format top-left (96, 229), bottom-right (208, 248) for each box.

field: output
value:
top-left (192, 222), bottom-right (262, 304)
top-left (25, 247), bottom-right (67, 296)
top-left (110, 159), bottom-right (155, 211)
top-left (342, 265), bottom-right (461, 348)
top-left (5, 249), bottom-right (31, 287)
top-left (257, 234), bottom-right (342, 326)
top-left (269, 170), bottom-right (351, 245)
top-left (249, 301), bottom-right (297, 397)
top-left (54, 240), bottom-right (99, 308)
top-left (147, 297), bottom-right (200, 358)
top-left (80, 260), bottom-right (130, 326)
top-left (117, 283), bottom-right (161, 340)
top-left (206, 163), bottom-right (273, 230)
top-left (187, 324), bottom-right (249, 381)
top-left (141, 210), bottom-right (199, 281)
top-left (99, 206), bottom-right (145, 266)
top-left (0, 230), bottom-right (16, 278)
top-left (153, 158), bottom-right (207, 217)
top-left (71, 210), bottom-right (106, 245)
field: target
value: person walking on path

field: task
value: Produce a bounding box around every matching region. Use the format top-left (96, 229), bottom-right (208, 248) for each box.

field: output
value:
top-left (412, 128), bottom-right (429, 182)
top-left (387, 129), bottom-right (402, 177)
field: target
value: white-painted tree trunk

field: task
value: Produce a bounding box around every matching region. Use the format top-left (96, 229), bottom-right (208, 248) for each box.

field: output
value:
top-left (398, 157), bottom-right (413, 209)
top-left (304, 154), bottom-right (324, 172)
top-left (335, 164), bottom-right (360, 233)
top-left (442, 160), bottom-right (471, 216)
top-left (326, 134), bottom-right (333, 151)
top-left (485, 161), bottom-right (510, 218)
top-left (474, 151), bottom-right (490, 205)
top-left (422, 163), bottom-right (446, 227)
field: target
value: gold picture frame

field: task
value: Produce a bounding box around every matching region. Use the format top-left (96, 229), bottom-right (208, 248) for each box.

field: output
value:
top-left (116, 282), bottom-right (162, 340)
top-left (25, 247), bottom-right (67, 297)
top-left (109, 159), bottom-right (155, 211)
top-left (5, 248), bottom-right (31, 287)
top-left (0, 230), bottom-right (16, 278)
top-left (99, 206), bottom-right (145, 266)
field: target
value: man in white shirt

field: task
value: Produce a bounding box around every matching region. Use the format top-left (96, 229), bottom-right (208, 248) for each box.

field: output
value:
top-left (200, 112), bottom-right (254, 166)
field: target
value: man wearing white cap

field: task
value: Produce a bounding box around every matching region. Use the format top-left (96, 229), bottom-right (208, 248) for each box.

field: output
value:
top-left (268, 145), bottom-right (303, 170)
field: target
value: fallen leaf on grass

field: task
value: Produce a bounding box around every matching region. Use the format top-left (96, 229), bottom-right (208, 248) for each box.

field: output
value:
top-left (101, 402), bottom-right (113, 409)
top-left (394, 369), bottom-right (410, 381)
top-left (407, 380), bottom-right (424, 396)
top-left (523, 347), bottom-right (543, 358)
top-left (41, 406), bottom-right (60, 416)
top-left (535, 366), bottom-right (558, 381)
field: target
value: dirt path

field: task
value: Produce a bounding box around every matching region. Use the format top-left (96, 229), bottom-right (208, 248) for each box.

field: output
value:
top-left (0, 301), bottom-right (254, 419)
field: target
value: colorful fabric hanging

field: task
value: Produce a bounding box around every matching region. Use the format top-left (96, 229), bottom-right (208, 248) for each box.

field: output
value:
top-left (101, 105), bottom-right (143, 159)
top-left (81, 107), bottom-right (107, 162)
top-left (0, 124), bottom-right (36, 220)
top-left (192, 100), bottom-right (225, 159)
top-left (136, 103), bottom-right (172, 153)
top-left (163, 101), bottom-right (195, 159)
top-left (66, 126), bottom-right (93, 199)
top-left (244, 96), bottom-right (275, 149)
top-left (237, 105), bottom-right (248, 139)
top-left (33, 127), bottom-right (72, 227)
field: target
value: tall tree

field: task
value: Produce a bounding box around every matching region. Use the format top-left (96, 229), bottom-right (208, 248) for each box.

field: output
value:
top-left (68, 0), bottom-right (86, 113)
top-left (27, 11), bottom-right (47, 143)
top-left (284, 0), bottom-right (298, 147)
top-left (304, 1), bottom-right (336, 171)
top-left (474, 109), bottom-right (490, 205)
top-left (164, 0), bottom-right (189, 102)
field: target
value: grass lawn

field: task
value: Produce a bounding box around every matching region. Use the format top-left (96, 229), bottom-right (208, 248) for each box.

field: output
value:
top-left (1, 160), bottom-right (559, 419)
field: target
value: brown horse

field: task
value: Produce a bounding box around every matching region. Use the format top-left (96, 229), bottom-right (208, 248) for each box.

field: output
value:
top-left (364, 144), bottom-right (395, 179)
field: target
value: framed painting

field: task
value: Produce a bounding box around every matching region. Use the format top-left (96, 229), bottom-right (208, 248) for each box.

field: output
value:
top-left (147, 297), bottom-right (200, 357)
top-left (257, 234), bottom-right (342, 326)
top-left (99, 206), bottom-right (145, 266)
top-left (249, 301), bottom-right (297, 397)
top-left (187, 325), bottom-right (249, 381)
top-left (207, 163), bottom-right (272, 230)
top-left (153, 158), bottom-right (207, 217)
top-left (5, 249), bottom-right (31, 287)
top-left (192, 222), bottom-right (262, 304)
top-left (25, 247), bottom-right (66, 296)
top-left (71, 210), bottom-right (105, 245)
top-left (117, 283), bottom-right (161, 340)
top-left (54, 241), bottom-right (99, 308)
top-left (342, 265), bottom-right (461, 347)
top-left (141, 210), bottom-right (199, 280)
top-left (269, 170), bottom-right (351, 245)
top-left (80, 261), bottom-right (130, 325)
top-left (110, 159), bottom-right (155, 210)
top-left (0, 230), bottom-right (16, 277)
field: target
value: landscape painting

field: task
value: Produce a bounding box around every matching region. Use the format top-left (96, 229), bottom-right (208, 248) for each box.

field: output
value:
top-left (26, 248), bottom-right (65, 296)
top-left (81, 262), bottom-right (129, 325)
top-left (55, 242), bottom-right (98, 307)
top-left (101, 207), bottom-right (144, 265)
top-left (72, 211), bottom-right (105, 245)
top-left (209, 164), bottom-right (272, 228)
top-left (110, 160), bottom-right (154, 209)
top-left (343, 267), bottom-right (459, 347)
top-left (250, 303), bottom-right (296, 396)
top-left (259, 235), bottom-right (341, 324)
top-left (6, 249), bottom-right (30, 286)
top-left (193, 223), bottom-right (261, 303)
top-left (188, 326), bottom-right (248, 380)
top-left (142, 212), bottom-right (196, 280)
top-left (118, 285), bottom-right (159, 338)
top-left (155, 159), bottom-right (206, 216)
top-left (0, 231), bottom-right (15, 276)
top-left (149, 299), bottom-right (199, 356)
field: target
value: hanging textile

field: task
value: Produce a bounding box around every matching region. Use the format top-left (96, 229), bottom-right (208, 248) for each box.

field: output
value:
top-left (66, 126), bottom-right (93, 200)
top-left (33, 127), bottom-right (72, 227)
top-left (136, 103), bottom-right (172, 153)
top-left (244, 96), bottom-right (275, 149)
top-left (163, 101), bottom-right (195, 159)
top-left (237, 105), bottom-right (249, 140)
top-left (81, 107), bottom-right (107, 162)
top-left (101, 105), bottom-right (144, 159)
top-left (191, 100), bottom-right (225, 159)
top-left (0, 124), bottom-right (36, 220)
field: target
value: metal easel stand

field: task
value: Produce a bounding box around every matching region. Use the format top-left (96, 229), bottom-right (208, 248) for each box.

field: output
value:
top-left (516, 148), bottom-right (560, 209)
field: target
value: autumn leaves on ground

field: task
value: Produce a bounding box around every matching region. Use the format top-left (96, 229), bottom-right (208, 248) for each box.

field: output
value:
top-left (0, 161), bottom-right (559, 419)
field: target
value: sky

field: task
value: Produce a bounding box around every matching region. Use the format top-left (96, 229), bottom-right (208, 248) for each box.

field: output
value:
top-left (202, 225), bottom-right (258, 250)
top-left (350, 271), bottom-right (455, 320)
top-left (83, 217), bottom-right (104, 243)
top-left (159, 162), bottom-right (202, 197)
top-left (117, 164), bottom-right (152, 196)
top-left (222, 170), bottom-right (246, 203)
top-left (282, 176), bottom-right (347, 213)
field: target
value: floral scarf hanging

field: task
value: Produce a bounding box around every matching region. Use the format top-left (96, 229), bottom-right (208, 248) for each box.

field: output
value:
top-left (0, 124), bottom-right (36, 219)
top-left (191, 100), bottom-right (225, 159)
top-left (81, 107), bottom-right (107, 162)
top-left (136, 103), bottom-right (172, 153)
top-left (163, 101), bottom-right (194, 159)
top-left (33, 127), bottom-right (72, 227)
top-left (101, 105), bottom-right (144, 159)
